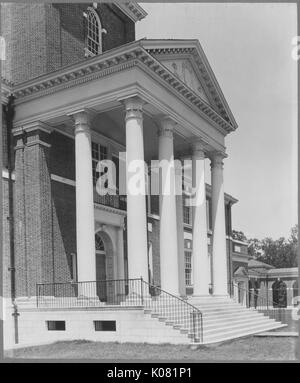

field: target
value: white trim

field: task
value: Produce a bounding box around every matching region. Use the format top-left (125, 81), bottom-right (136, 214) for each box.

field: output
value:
top-left (114, 2), bottom-right (147, 22)
top-left (232, 238), bottom-right (249, 246)
top-left (148, 213), bottom-right (160, 221)
top-left (51, 174), bottom-right (75, 187)
top-left (2, 169), bottom-right (15, 180)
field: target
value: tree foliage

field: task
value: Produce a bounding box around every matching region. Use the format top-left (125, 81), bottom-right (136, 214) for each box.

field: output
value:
top-left (256, 236), bottom-right (297, 268)
top-left (236, 225), bottom-right (298, 268)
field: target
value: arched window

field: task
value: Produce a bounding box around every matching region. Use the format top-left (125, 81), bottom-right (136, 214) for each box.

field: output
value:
top-left (84, 7), bottom-right (102, 57)
top-left (272, 280), bottom-right (287, 308)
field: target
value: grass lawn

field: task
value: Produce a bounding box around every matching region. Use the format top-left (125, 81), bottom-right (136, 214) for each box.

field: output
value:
top-left (5, 336), bottom-right (297, 361)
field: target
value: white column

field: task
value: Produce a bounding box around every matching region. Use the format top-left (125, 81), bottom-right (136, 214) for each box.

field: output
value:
top-left (211, 151), bottom-right (228, 296)
top-left (176, 193), bottom-right (186, 297)
top-left (191, 140), bottom-right (210, 296)
top-left (72, 110), bottom-right (96, 283)
top-left (124, 97), bottom-right (149, 282)
top-left (158, 118), bottom-right (179, 295)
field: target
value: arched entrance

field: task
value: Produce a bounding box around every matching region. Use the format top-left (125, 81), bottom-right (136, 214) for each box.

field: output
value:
top-left (95, 231), bottom-right (114, 302)
top-left (272, 280), bottom-right (287, 308)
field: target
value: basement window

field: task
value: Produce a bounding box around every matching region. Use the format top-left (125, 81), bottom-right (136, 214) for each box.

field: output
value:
top-left (94, 320), bottom-right (116, 331)
top-left (46, 321), bottom-right (66, 331)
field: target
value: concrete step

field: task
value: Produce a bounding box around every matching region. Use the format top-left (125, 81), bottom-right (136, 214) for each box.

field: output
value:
top-left (203, 311), bottom-right (264, 323)
top-left (204, 318), bottom-right (277, 335)
top-left (204, 316), bottom-right (273, 330)
top-left (203, 323), bottom-right (287, 344)
top-left (201, 307), bottom-right (252, 316)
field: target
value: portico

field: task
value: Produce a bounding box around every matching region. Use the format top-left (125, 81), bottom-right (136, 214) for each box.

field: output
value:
top-left (12, 39), bottom-right (237, 299)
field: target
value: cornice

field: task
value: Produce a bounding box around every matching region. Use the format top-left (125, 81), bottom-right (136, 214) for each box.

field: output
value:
top-left (1, 77), bottom-right (13, 104)
top-left (142, 40), bottom-right (238, 130)
top-left (114, 2), bottom-right (147, 22)
top-left (11, 40), bottom-right (234, 134)
top-left (94, 202), bottom-right (127, 217)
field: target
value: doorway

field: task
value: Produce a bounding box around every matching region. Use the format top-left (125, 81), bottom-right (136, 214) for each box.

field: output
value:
top-left (95, 232), bottom-right (107, 301)
top-left (272, 280), bottom-right (287, 308)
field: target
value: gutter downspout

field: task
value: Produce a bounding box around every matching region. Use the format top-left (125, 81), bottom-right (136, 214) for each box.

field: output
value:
top-left (3, 94), bottom-right (19, 344)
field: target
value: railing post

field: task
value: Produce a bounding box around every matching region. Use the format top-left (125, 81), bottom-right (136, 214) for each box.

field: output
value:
top-left (140, 277), bottom-right (144, 306)
top-left (192, 311), bottom-right (196, 343)
top-left (36, 284), bottom-right (39, 308)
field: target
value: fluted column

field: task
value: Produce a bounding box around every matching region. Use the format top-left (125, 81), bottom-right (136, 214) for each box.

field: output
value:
top-left (191, 140), bottom-right (210, 296)
top-left (158, 117), bottom-right (179, 295)
top-left (124, 97), bottom-right (148, 282)
top-left (211, 151), bottom-right (228, 296)
top-left (71, 110), bottom-right (96, 283)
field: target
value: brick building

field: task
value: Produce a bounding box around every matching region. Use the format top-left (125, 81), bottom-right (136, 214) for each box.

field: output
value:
top-left (1, 3), bottom-right (284, 349)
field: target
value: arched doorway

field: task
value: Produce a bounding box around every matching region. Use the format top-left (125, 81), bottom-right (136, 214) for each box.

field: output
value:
top-left (95, 232), bottom-right (107, 301)
top-left (95, 231), bottom-right (114, 302)
top-left (272, 280), bottom-right (287, 308)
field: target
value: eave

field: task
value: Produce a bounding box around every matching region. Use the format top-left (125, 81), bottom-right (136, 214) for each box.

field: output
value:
top-left (1, 77), bottom-right (13, 104)
top-left (114, 2), bottom-right (147, 22)
top-left (11, 40), bottom-right (234, 136)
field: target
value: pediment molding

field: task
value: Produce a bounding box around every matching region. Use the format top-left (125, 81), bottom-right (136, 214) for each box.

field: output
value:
top-left (144, 44), bottom-right (237, 130)
top-left (11, 40), bottom-right (236, 134)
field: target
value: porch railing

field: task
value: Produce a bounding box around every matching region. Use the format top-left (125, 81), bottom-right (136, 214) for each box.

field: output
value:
top-left (141, 280), bottom-right (203, 343)
top-left (228, 282), bottom-right (285, 323)
top-left (93, 190), bottom-right (127, 211)
top-left (36, 278), bottom-right (203, 343)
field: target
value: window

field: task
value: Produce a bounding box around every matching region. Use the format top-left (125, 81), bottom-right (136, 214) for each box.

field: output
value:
top-left (84, 7), bottom-right (102, 56)
top-left (92, 142), bottom-right (108, 186)
top-left (183, 205), bottom-right (191, 225)
top-left (47, 321), bottom-right (66, 331)
top-left (94, 320), bottom-right (116, 331)
top-left (95, 232), bottom-right (105, 251)
top-left (234, 245), bottom-right (241, 253)
top-left (184, 251), bottom-right (192, 286)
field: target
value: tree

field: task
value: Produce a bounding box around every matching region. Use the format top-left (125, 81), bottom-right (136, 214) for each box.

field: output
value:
top-left (232, 230), bottom-right (247, 242)
top-left (254, 225), bottom-right (298, 268)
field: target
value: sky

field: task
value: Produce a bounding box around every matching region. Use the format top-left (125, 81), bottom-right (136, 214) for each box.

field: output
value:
top-left (136, 2), bottom-right (298, 240)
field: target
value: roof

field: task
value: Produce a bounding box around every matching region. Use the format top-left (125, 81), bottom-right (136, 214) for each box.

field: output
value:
top-left (141, 39), bottom-right (238, 132)
top-left (267, 267), bottom-right (298, 277)
top-left (248, 259), bottom-right (275, 270)
top-left (234, 266), bottom-right (248, 277)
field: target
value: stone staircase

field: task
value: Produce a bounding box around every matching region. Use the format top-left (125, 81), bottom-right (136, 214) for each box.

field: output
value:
top-left (143, 296), bottom-right (286, 344)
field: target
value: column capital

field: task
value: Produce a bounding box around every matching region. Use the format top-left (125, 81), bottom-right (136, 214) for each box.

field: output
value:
top-left (68, 108), bottom-right (93, 123)
top-left (210, 150), bottom-right (228, 168)
top-left (157, 116), bottom-right (176, 138)
top-left (68, 109), bottom-right (94, 134)
top-left (122, 96), bottom-right (145, 121)
top-left (191, 138), bottom-right (209, 158)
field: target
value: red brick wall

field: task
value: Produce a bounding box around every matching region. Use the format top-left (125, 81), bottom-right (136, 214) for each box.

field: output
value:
top-left (51, 181), bottom-right (76, 283)
top-left (50, 132), bottom-right (76, 283)
top-left (50, 132), bottom-right (75, 180)
top-left (1, 3), bottom-right (135, 84)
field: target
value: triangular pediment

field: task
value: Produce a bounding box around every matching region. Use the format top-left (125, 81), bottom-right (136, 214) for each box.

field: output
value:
top-left (158, 58), bottom-right (212, 105)
top-left (142, 40), bottom-right (238, 130)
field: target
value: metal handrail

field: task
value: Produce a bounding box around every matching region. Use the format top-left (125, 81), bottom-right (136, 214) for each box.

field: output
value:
top-left (229, 281), bottom-right (285, 323)
top-left (141, 279), bottom-right (203, 343)
top-left (36, 278), bottom-right (203, 343)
